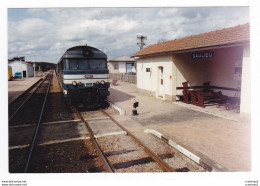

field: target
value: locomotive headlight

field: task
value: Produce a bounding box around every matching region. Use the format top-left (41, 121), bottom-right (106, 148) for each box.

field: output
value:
top-left (101, 80), bottom-right (105, 84)
top-left (78, 81), bottom-right (83, 86)
top-left (72, 81), bottom-right (77, 86)
top-left (96, 81), bottom-right (100, 85)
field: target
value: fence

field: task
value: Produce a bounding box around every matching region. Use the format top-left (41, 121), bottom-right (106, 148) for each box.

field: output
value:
top-left (109, 73), bottom-right (137, 84)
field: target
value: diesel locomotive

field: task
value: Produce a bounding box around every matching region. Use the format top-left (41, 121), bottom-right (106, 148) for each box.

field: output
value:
top-left (56, 45), bottom-right (110, 106)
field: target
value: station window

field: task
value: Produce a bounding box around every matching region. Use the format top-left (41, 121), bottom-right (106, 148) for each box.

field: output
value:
top-left (114, 64), bottom-right (118, 70)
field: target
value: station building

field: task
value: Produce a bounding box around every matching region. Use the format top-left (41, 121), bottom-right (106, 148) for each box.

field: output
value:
top-left (108, 56), bottom-right (136, 74)
top-left (8, 57), bottom-right (34, 78)
top-left (131, 23), bottom-right (250, 115)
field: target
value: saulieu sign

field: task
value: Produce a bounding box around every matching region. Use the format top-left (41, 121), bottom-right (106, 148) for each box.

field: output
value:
top-left (192, 51), bottom-right (214, 59)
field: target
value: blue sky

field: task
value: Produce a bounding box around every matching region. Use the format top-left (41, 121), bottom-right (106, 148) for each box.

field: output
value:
top-left (8, 7), bottom-right (250, 63)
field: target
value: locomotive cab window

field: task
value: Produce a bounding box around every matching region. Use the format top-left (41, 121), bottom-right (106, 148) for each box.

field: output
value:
top-left (65, 59), bottom-right (89, 70)
top-left (64, 59), bottom-right (106, 70)
top-left (89, 59), bottom-right (106, 70)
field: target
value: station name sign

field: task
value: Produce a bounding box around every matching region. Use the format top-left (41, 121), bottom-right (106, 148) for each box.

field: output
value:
top-left (192, 51), bottom-right (214, 59)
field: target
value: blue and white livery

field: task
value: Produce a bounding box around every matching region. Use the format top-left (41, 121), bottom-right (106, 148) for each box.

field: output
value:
top-left (56, 45), bottom-right (110, 106)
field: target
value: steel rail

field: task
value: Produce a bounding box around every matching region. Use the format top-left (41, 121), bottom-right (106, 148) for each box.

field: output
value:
top-left (9, 71), bottom-right (52, 121)
top-left (100, 109), bottom-right (175, 172)
top-left (24, 71), bottom-right (53, 173)
top-left (74, 107), bottom-right (114, 173)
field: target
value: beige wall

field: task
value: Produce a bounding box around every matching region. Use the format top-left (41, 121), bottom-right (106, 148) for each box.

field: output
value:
top-left (118, 62), bottom-right (126, 73)
top-left (108, 62), bottom-right (119, 73)
top-left (136, 55), bottom-right (174, 101)
top-left (174, 46), bottom-right (244, 96)
top-left (108, 62), bottom-right (136, 73)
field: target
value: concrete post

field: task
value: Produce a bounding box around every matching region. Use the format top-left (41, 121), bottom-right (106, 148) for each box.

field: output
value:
top-left (240, 45), bottom-right (250, 116)
top-left (33, 63), bottom-right (36, 77)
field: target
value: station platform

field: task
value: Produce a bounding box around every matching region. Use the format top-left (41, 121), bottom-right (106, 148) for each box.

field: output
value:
top-left (7, 77), bottom-right (251, 171)
top-left (107, 80), bottom-right (251, 171)
top-left (8, 76), bottom-right (42, 104)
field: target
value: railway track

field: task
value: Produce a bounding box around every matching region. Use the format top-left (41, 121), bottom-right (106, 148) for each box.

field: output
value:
top-left (73, 107), bottom-right (174, 172)
top-left (9, 77), bottom-right (44, 121)
top-left (74, 108), bottom-right (204, 172)
top-left (8, 71), bottom-right (205, 173)
top-left (9, 71), bottom-right (107, 173)
top-left (9, 71), bottom-right (53, 172)
top-left (100, 109), bottom-right (174, 172)
top-left (9, 71), bottom-right (53, 126)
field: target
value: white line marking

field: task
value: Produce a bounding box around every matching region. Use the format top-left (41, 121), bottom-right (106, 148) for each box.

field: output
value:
top-left (9, 119), bottom-right (82, 128)
top-left (107, 101), bottom-right (125, 116)
top-left (37, 136), bottom-right (90, 146)
top-left (9, 144), bottom-right (30, 150)
top-left (41, 119), bottom-right (81, 125)
top-left (85, 117), bottom-right (110, 121)
top-left (144, 129), bottom-right (162, 138)
top-left (9, 124), bottom-right (36, 128)
top-left (145, 129), bottom-right (201, 165)
top-left (9, 136), bottom-right (90, 150)
top-left (176, 144), bottom-right (201, 164)
top-left (94, 131), bottom-right (127, 138)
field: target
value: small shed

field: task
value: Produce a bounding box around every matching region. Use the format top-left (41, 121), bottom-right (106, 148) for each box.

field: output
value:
top-left (8, 57), bottom-right (34, 78)
top-left (108, 56), bottom-right (136, 74)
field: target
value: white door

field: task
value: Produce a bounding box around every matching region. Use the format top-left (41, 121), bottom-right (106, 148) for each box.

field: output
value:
top-left (158, 66), bottom-right (164, 98)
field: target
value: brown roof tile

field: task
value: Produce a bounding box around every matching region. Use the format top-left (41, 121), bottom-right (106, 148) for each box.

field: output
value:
top-left (132, 23), bottom-right (250, 57)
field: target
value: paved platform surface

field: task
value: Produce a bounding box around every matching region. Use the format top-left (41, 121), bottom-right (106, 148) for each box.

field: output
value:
top-left (8, 77), bottom-right (42, 104)
top-left (8, 77), bottom-right (251, 171)
top-left (107, 80), bottom-right (251, 171)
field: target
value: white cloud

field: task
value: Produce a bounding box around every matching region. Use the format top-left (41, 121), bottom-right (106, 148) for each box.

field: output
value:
top-left (8, 7), bottom-right (250, 63)
top-left (10, 18), bottom-right (51, 37)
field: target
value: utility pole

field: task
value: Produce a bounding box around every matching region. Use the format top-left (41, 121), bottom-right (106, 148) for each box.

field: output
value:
top-left (137, 35), bottom-right (147, 50)
top-left (33, 63), bottom-right (36, 77)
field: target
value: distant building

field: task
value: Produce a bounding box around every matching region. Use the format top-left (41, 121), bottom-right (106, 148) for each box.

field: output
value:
top-left (132, 23), bottom-right (250, 115)
top-left (8, 57), bottom-right (34, 78)
top-left (108, 56), bottom-right (136, 74)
